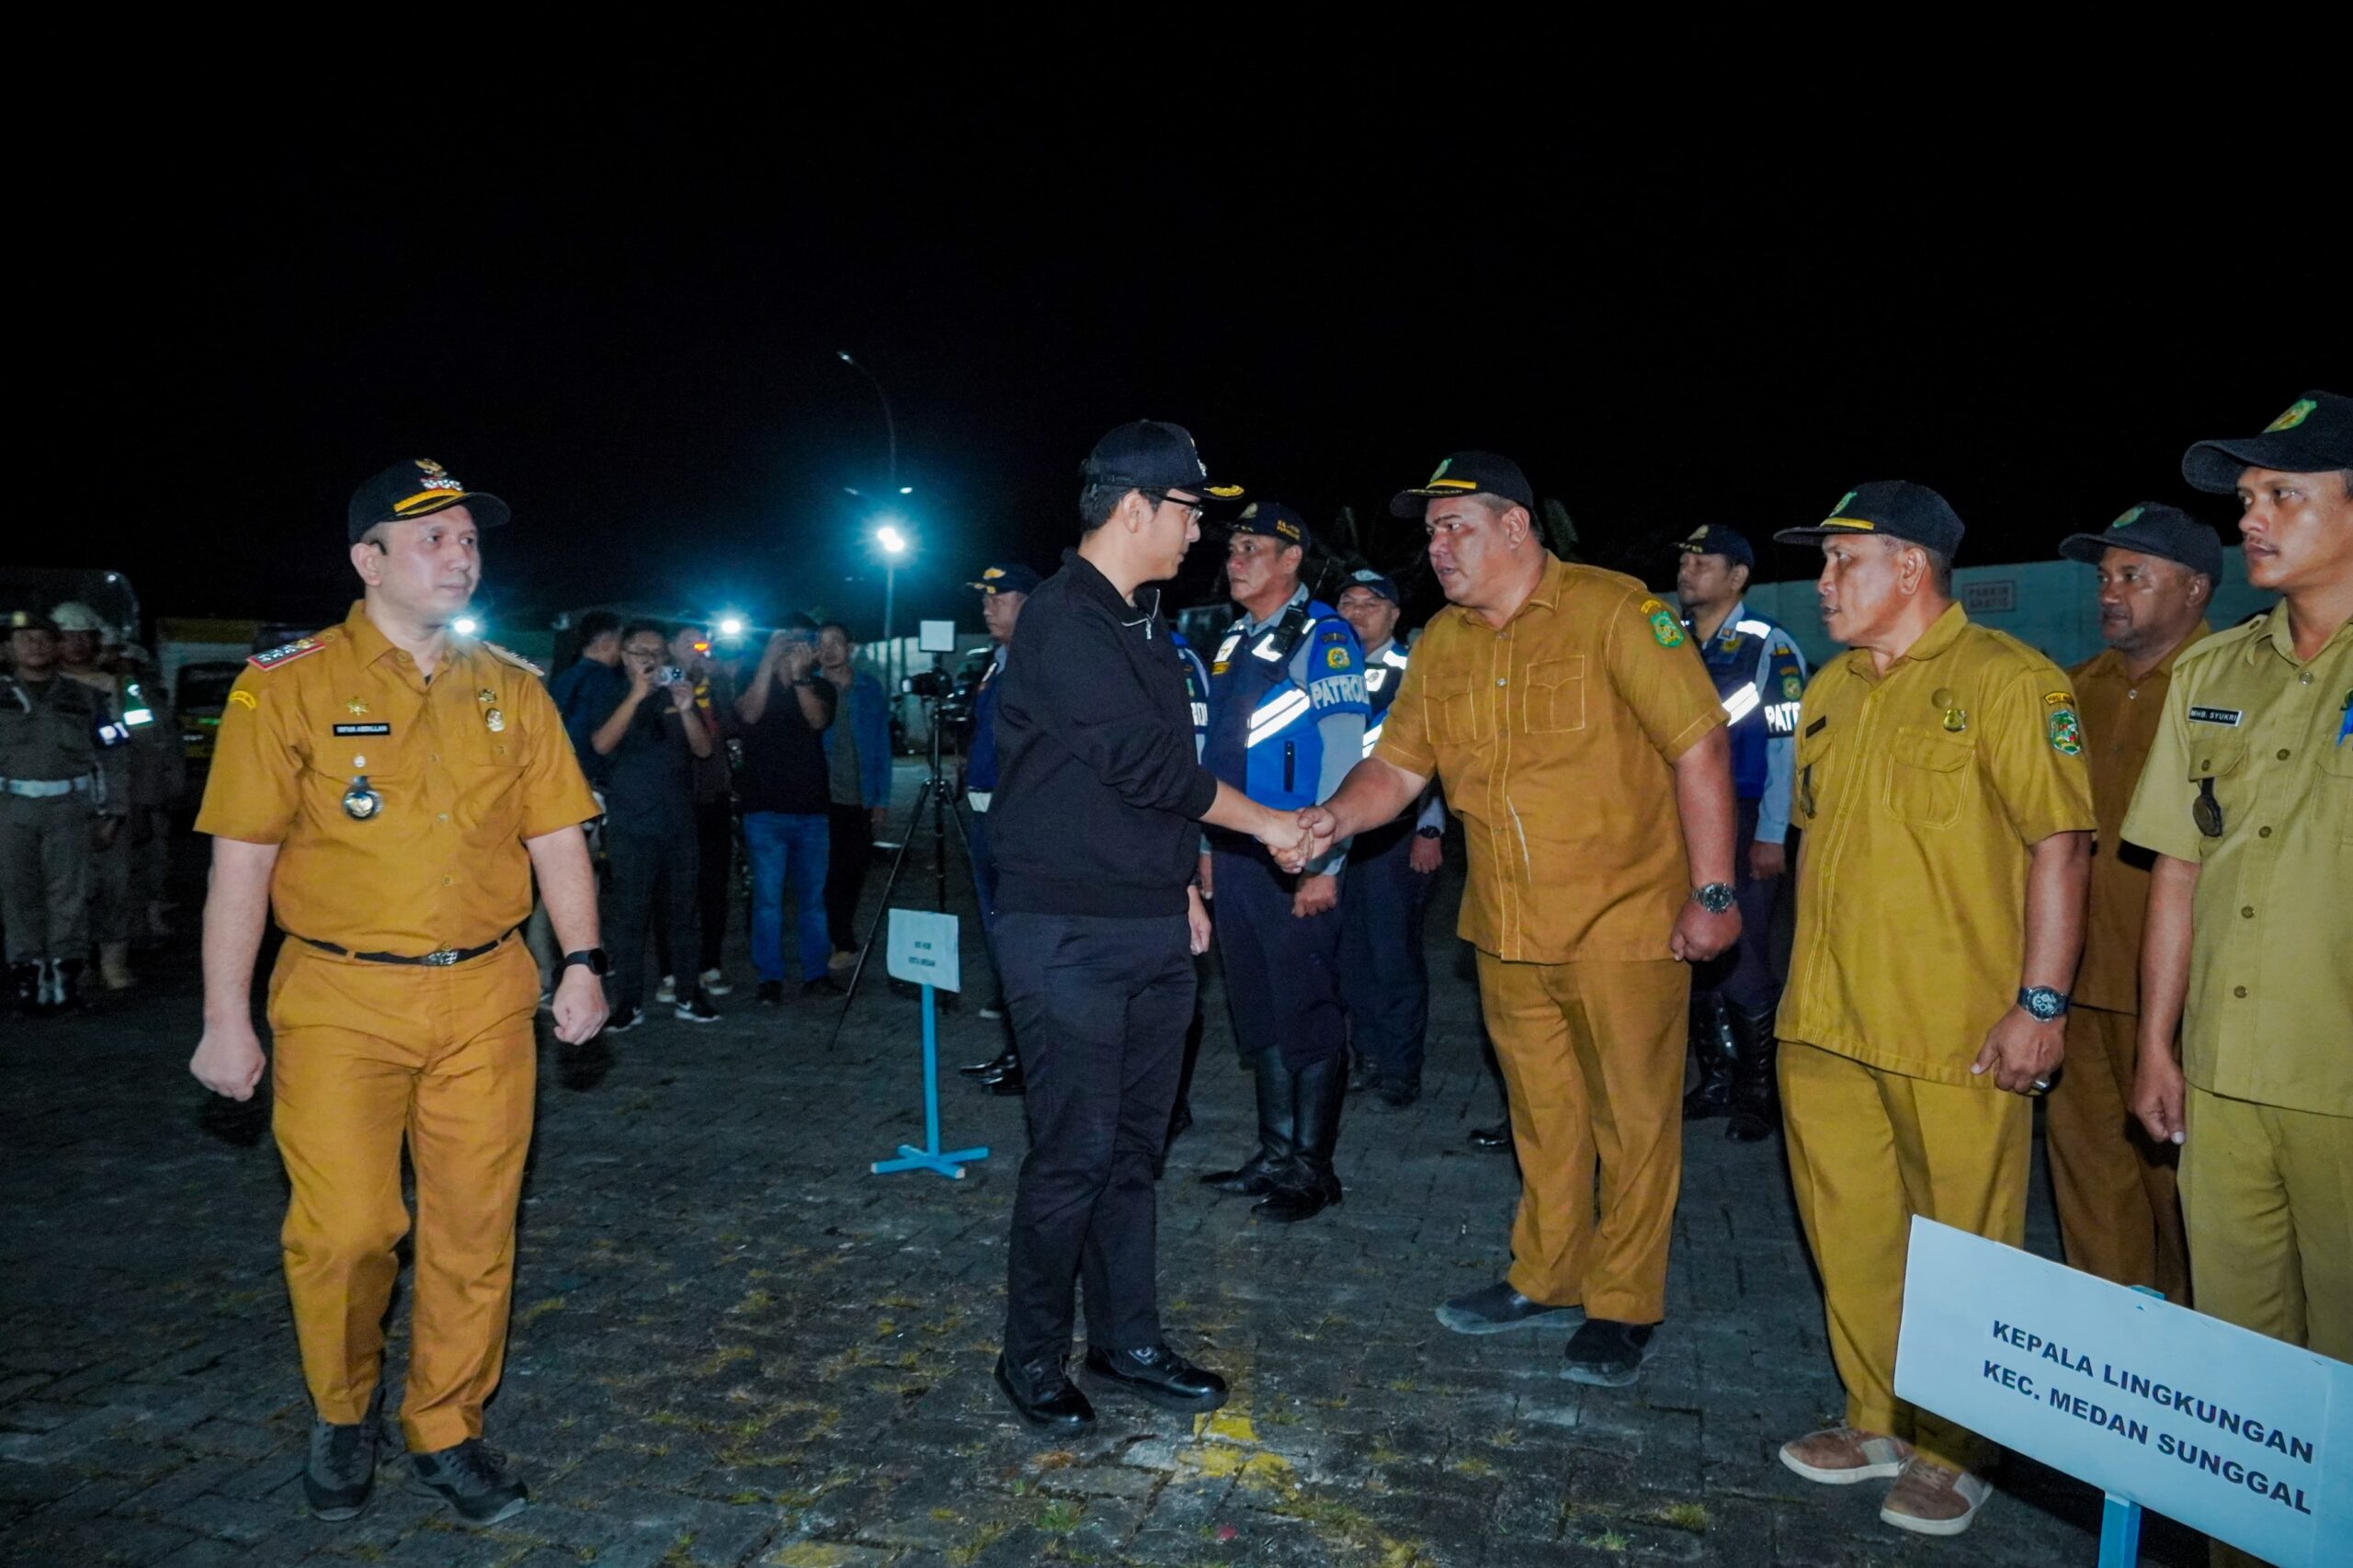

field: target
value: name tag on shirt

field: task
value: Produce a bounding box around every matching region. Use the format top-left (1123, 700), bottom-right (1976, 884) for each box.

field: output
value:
top-left (333, 722), bottom-right (392, 736)
top-left (2187, 706), bottom-right (2243, 727)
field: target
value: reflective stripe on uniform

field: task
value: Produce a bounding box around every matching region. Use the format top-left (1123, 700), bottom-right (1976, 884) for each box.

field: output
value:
top-left (1247, 688), bottom-right (1313, 745)
top-left (1721, 683), bottom-right (1761, 724)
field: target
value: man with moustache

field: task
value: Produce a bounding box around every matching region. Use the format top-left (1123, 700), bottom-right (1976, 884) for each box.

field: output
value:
top-left (1296, 450), bottom-right (1739, 1388)
top-left (1769, 482), bottom-right (2093, 1538)
top-left (986, 421), bottom-right (1309, 1431)
top-left (2045, 504), bottom-right (2217, 1301)
top-left (2123, 394), bottom-right (2350, 1568)
top-left (189, 460), bottom-right (607, 1526)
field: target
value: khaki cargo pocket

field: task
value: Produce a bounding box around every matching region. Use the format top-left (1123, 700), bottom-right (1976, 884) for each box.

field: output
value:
top-left (1428, 671), bottom-right (1485, 745)
top-left (1882, 726), bottom-right (1971, 828)
top-left (1523, 656), bottom-right (1586, 734)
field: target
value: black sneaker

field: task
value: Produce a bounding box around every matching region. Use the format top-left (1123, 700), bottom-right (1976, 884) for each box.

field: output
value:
top-left (601, 1005), bottom-right (642, 1035)
top-left (1435, 1280), bottom-right (1581, 1335)
top-left (674, 994), bottom-right (720, 1023)
top-left (409, 1437), bottom-right (528, 1526)
top-left (302, 1387), bottom-right (382, 1520)
top-left (756, 981), bottom-right (784, 1006)
top-left (1560, 1318), bottom-right (1658, 1387)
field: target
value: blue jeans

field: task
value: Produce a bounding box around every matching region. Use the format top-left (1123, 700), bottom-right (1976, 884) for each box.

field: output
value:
top-left (744, 812), bottom-right (831, 983)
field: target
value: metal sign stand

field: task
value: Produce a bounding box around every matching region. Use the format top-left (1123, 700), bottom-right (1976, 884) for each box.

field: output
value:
top-left (869, 982), bottom-right (989, 1181)
top-left (2094, 1285), bottom-right (2163, 1568)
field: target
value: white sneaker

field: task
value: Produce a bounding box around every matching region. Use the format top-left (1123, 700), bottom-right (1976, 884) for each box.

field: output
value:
top-left (654, 974), bottom-right (677, 1005)
top-left (1879, 1457), bottom-right (1992, 1536)
top-left (699, 968), bottom-right (733, 997)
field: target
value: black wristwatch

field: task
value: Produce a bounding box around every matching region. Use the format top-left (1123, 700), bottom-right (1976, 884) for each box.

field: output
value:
top-left (1416, 826), bottom-right (1442, 840)
top-left (561, 948), bottom-right (609, 977)
top-left (2018, 985), bottom-right (2069, 1021)
top-left (1690, 881), bottom-right (1737, 915)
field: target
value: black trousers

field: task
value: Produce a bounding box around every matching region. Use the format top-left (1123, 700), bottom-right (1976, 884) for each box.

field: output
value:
top-left (694, 799), bottom-right (733, 973)
top-left (999, 911), bottom-right (1193, 1371)
top-left (607, 826), bottom-right (700, 1012)
top-left (1693, 797), bottom-right (1789, 1016)
top-left (1337, 823), bottom-right (1435, 1085)
top-left (1210, 842), bottom-right (1346, 1071)
top-left (823, 803), bottom-right (872, 953)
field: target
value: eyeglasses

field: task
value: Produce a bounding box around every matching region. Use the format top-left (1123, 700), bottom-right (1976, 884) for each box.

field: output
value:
top-left (1143, 490), bottom-right (1204, 526)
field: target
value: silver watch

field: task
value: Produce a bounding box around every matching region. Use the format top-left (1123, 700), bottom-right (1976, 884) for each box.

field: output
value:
top-left (1691, 882), bottom-right (1736, 915)
top-left (2018, 986), bottom-right (2070, 1021)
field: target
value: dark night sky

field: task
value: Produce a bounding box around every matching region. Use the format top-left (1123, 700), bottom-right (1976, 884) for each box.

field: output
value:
top-left (51, 95), bottom-right (2338, 642)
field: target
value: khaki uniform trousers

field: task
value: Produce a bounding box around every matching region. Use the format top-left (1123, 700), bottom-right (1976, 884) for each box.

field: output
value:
top-left (1475, 953), bottom-right (1686, 1324)
top-left (0, 793), bottom-right (93, 964)
top-left (268, 937), bottom-right (538, 1453)
top-left (2047, 1005), bottom-right (2189, 1302)
top-left (87, 815), bottom-right (133, 945)
top-left (1779, 1039), bottom-right (2029, 1474)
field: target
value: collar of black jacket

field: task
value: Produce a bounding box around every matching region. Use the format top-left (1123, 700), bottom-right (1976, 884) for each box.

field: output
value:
top-left (1061, 547), bottom-right (1165, 624)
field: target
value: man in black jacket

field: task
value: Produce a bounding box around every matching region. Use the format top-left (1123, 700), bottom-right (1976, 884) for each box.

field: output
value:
top-left (989, 421), bottom-right (1310, 1432)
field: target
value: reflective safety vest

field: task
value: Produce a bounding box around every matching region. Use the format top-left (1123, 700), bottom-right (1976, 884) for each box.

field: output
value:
top-left (1171, 630), bottom-right (1210, 761)
top-left (1200, 599), bottom-right (1366, 810)
top-left (1687, 603), bottom-right (1805, 801)
top-left (1358, 641), bottom-right (1412, 759)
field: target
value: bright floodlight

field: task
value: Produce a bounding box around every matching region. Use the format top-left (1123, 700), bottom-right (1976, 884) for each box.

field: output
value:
top-left (453, 615), bottom-right (480, 636)
top-left (876, 524), bottom-right (909, 557)
top-left (717, 614), bottom-right (746, 639)
top-left (897, 485), bottom-right (914, 494)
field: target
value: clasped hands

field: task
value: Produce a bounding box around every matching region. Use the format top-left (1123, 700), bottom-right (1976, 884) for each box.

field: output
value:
top-left (1259, 805), bottom-right (1337, 875)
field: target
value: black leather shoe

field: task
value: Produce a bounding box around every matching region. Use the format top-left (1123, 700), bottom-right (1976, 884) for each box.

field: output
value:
top-left (994, 1354), bottom-right (1095, 1431)
top-left (302, 1385), bottom-right (382, 1520)
top-left (1560, 1318), bottom-right (1659, 1387)
top-left (1082, 1346), bottom-right (1228, 1413)
top-left (1371, 1079), bottom-right (1421, 1110)
top-left (1467, 1121), bottom-right (1513, 1152)
top-left (408, 1437), bottom-right (528, 1526)
top-left (802, 975), bottom-right (846, 997)
top-left (985, 1064), bottom-right (1027, 1096)
top-left (960, 1049), bottom-right (1017, 1080)
top-left (1436, 1280), bottom-right (1581, 1335)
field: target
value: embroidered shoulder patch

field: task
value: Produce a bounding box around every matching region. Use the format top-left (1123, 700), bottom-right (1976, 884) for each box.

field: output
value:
top-left (1324, 645), bottom-right (1351, 669)
top-left (1640, 598), bottom-right (1685, 648)
top-left (2047, 705), bottom-right (2083, 756)
top-left (483, 642), bottom-right (544, 677)
top-left (247, 636), bottom-right (326, 671)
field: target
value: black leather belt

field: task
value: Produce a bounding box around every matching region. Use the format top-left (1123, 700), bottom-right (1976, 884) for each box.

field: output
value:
top-left (295, 927), bottom-right (517, 967)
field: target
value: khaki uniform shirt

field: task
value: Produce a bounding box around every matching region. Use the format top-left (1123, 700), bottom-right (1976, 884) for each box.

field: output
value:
top-left (2119, 604), bottom-right (2352, 1117)
top-left (1373, 553), bottom-right (1724, 963)
top-left (2068, 623), bottom-right (2207, 1014)
top-left (1779, 604), bottom-right (2095, 1086)
top-left (196, 602), bottom-right (598, 956)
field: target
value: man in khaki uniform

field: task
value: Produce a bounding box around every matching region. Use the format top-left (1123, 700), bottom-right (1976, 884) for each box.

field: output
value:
top-left (2046, 503), bottom-right (2217, 1301)
top-left (1769, 482), bottom-right (2093, 1539)
top-left (3, 608), bottom-right (125, 1013)
top-left (1298, 450), bottom-right (1740, 1388)
top-left (190, 459), bottom-right (606, 1528)
top-left (2122, 392), bottom-right (2351, 1568)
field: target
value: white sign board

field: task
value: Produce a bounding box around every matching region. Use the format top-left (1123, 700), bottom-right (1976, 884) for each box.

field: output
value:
top-left (885, 908), bottom-right (961, 993)
top-left (917, 619), bottom-right (958, 653)
top-left (1894, 1218), bottom-right (2351, 1567)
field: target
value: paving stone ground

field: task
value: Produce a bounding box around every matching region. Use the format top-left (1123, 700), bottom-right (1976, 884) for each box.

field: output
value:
top-left (4, 762), bottom-right (2208, 1567)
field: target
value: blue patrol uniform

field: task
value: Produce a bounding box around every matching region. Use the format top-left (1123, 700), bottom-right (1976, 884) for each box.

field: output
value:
top-left (1201, 587), bottom-right (1366, 1073)
top-left (1338, 636), bottom-right (1447, 1095)
top-left (1685, 598), bottom-right (1807, 1015)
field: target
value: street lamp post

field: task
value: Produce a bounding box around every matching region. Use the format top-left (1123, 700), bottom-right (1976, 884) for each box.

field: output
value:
top-left (876, 523), bottom-right (909, 646)
top-left (836, 350), bottom-right (898, 493)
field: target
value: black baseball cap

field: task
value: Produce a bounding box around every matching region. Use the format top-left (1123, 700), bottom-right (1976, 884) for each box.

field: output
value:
top-left (2181, 391), bottom-right (2352, 494)
top-left (968, 562), bottom-right (1042, 596)
top-left (1774, 481), bottom-right (1966, 558)
top-left (2058, 503), bottom-right (2223, 581)
top-left (1677, 523), bottom-right (1756, 569)
top-left (347, 458), bottom-right (510, 543)
top-left (1390, 451), bottom-right (1537, 518)
top-left (1338, 568), bottom-right (1401, 605)
top-left (1081, 421), bottom-right (1242, 501)
top-left (1228, 501), bottom-right (1310, 550)
top-left (6, 608), bottom-right (59, 635)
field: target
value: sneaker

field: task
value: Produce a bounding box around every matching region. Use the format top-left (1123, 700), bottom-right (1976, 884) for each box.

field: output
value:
top-left (1435, 1281), bottom-right (1580, 1335)
top-left (756, 981), bottom-right (784, 1006)
top-left (674, 994), bottom-right (720, 1023)
top-left (654, 974), bottom-right (677, 1005)
top-left (408, 1437), bottom-right (528, 1526)
top-left (699, 968), bottom-right (733, 997)
top-left (602, 1006), bottom-right (642, 1035)
top-left (1879, 1457), bottom-right (1992, 1537)
top-left (302, 1387), bottom-right (382, 1520)
top-left (1559, 1318), bottom-right (1657, 1387)
top-left (828, 948), bottom-right (858, 971)
top-left (1778, 1426), bottom-right (1915, 1485)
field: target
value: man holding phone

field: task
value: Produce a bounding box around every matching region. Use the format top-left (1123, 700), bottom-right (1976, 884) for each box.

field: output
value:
top-left (734, 616), bottom-right (837, 1003)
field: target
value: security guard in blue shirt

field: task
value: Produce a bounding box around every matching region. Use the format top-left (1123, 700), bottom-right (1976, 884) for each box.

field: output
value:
top-left (1195, 503), bottom-right (1368, 1222)
top-left (957, 562), bottom-right (1043, 1093)
top-left (1332, 569), bottom-right (1449, 1109)
top-left (1674, 524), bottom-right (1809, 1141)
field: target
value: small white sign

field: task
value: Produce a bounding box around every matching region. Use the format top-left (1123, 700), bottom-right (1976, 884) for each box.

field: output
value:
top-left (917, 619), bottom-right (958, 653)
top-left (1894, 1218), bottom-right (2350, 1568)
top-left (886, 908), bottom-right (961, 993)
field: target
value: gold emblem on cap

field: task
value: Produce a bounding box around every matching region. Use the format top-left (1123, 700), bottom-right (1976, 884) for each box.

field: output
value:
top-left (416, 458), bottom-right (447, 475)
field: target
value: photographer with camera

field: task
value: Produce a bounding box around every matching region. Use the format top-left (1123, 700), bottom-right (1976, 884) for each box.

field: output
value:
top-left (734, 616), bottom-right (837, 1004)
top-left (591, 620), bottom-right (719, 1030)
top-left (816, 622), bottom-right (892, 971)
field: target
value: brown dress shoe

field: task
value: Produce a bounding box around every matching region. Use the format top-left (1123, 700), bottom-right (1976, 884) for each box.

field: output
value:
top-left (1778, 1426), bottom-right (1914, 1484)
top-left (1879, 1457), bottom-right (1991, 1536)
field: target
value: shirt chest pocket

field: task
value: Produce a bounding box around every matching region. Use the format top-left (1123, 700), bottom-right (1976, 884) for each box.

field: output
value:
top-left (1522, 656), bottom-right (1586, 734)
top-left (1795, 722), bottom-right (1836, 822)
top-left (1882, 726), bottom-right (1972, 828)
top-left (1426, 670), bottom-right (1492, 745)
top-left (2318, 727), bottom-right (2353, 846)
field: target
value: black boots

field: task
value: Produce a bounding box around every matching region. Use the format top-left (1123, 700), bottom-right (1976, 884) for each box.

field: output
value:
top-left (1724, 1004), bottom-right (1780, 1142)
top-left (1256, 1054), bottom-right (1344, 1223)
top-left (1199, 1051), bottom-right (1295, 1196)
top-left (1680, 991), bottom-right (1734, 1120)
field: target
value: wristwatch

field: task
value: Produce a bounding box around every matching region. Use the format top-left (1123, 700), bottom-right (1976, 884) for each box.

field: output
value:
top-left (1690, 882), bottom-right (1736, 915)
top-left (1416, 826), bottom-right (1442, 840)
top-left (561, 948), bottom-right (609, 977)
top-left (2018, 985), bottom-right (2070, 1021)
